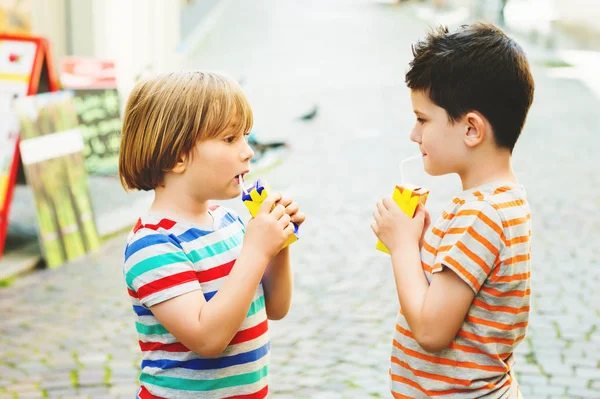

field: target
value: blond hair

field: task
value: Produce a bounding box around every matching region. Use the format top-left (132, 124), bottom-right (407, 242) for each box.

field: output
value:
top-left (118, 71), bottom-right (253, 191)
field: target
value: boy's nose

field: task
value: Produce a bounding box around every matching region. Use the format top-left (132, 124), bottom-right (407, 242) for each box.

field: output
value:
top-left (242, 141), bottom-right (254, 162)
top-left (409, 127), bottom-right (421, 144)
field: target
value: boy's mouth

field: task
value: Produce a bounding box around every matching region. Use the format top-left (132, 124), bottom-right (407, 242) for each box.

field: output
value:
top-left (235, 171), bottom-right (249, 184)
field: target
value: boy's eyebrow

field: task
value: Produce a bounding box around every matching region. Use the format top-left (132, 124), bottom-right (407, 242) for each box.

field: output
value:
top-left (226, 119), bottom-right (243, 132)
top-left (413, 109), bottom-right (427, 116)
top-left (217, 124), bottom-right (245, 138)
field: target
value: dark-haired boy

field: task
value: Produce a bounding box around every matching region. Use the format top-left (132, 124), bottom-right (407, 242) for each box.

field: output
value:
top-left (372, 23), bottom-right (534, 398)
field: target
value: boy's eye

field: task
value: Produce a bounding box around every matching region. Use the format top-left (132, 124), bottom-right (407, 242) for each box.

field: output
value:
top-left (417, 117), bottom-right (426, 125)
top-left (224, 136), bottom-right (237, 143)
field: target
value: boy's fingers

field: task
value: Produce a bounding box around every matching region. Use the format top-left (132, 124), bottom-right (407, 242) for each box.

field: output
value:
top-left (284, 202), bottom-right (299, 215)
top-left (277, 215), bottom-right (294, 231)
top-left (376, 200), bottom-right (388, 215)
top-left (278, 195), bottom-right (293, 207)
top-left (271, 204), bottom-right (286, 219)
top-left (370, 222), bottom-right (379, 236)
top-left (278, 213), bottom-right (291, 226)
top-left (382, 196), bottom-right (396, 211)
top-left (259, 193), bottom-right (282, 214)
top-left (373, 209), bottom-right (382, 223)
top-left (291, 212), bottom-right (305, 224)
top-left (417, 204), bottom-right (430, 222)
top-left (284, 221), bottom-right (295, 236)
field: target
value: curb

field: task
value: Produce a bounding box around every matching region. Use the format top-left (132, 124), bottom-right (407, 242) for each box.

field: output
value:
top-left (0, 241), bottom-right (42, 285)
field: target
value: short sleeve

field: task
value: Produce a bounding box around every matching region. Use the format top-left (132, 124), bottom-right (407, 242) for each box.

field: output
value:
top-left (123, 231), bottom-right (202, 308)
top-left (433, 201), bottom-right (503, 293)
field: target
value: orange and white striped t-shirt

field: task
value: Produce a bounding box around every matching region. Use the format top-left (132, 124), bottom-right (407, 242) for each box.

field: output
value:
top-left (390, 182), bottom-right (531, 399)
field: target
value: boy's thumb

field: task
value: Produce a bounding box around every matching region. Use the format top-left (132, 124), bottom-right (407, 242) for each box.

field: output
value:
top-left (414, 204), bottom-right (426, 219)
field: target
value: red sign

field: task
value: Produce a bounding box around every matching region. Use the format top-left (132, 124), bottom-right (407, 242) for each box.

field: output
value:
top-left (0, 34), bottom-right (59, 258)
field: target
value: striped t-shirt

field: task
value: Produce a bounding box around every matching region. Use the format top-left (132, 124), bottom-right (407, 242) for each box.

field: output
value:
top-left (391, 182), bottom-right (531, 398)
top-left (123, 206), bottom-right (269, 399)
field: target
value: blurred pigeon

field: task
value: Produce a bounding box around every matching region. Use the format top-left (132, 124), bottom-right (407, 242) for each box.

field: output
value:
top-left (298, 105), bottom-right (318, 121)
top-left (248, 131), bottom-right (288, 154)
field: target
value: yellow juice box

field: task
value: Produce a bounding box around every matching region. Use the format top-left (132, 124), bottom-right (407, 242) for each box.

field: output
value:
top-left (242, 179), bottom-right (299, 249)
top-left (376, 184), bottom-right (429, 254)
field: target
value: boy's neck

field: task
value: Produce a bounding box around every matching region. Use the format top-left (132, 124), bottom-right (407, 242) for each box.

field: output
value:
top-left (459, 148), bottom-right (517, 191)
top-left (150, 186), bottom-right (212, 225)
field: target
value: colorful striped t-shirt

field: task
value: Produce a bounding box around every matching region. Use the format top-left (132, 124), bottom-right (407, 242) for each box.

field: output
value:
top-left (123, 206), bottom-right (269, 399)
top-left (391, 182), bottom-right (532, 398)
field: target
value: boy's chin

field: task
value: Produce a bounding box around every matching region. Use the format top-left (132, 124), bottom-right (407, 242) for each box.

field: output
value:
top-left (211, 187), bottom-right (243, 201)
top-left (230, 189), bottom-right (243, 200)
top-left (425, 169), bottom-right (445, 177)
top-left (227, 187), bottom-right (244, 199)
top-left (424, 163), bottom-right (452, 177)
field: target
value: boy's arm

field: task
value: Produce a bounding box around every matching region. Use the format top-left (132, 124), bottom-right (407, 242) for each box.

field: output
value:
top-left (150, 247), bottom-right (270, 357)
top-left (261, 195), bottom-right (304, 320)
top-left (390, 243), bottom-right (475, 353)
top-left (262, 247), bottom-right (293, 320)
top-left (149, 194), bottom-right (293, 357)
top-left (373, 198), bottom-right (502, 353)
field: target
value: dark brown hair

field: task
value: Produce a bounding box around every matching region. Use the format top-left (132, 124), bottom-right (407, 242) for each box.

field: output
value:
top-left (406, 23), bottom-right (535, 151)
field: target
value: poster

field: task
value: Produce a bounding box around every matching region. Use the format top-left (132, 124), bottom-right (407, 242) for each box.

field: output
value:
top-left (61, 57), bottom-right (121, 175)
top-left (15, 91), bottom-right (100, 268)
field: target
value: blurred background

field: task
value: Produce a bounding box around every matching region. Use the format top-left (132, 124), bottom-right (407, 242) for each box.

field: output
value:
top-left (0, 0), bottom-right (599, 398)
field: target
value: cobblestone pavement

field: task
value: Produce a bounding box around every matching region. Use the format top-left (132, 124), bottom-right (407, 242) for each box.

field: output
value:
top-left (1, 0), bottom-right (599, 398)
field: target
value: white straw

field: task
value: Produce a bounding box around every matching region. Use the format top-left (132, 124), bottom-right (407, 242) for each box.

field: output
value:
top-left (240, 175), bottom-right (249, 195)
top-left (399, 154), bottom-right (422, 185)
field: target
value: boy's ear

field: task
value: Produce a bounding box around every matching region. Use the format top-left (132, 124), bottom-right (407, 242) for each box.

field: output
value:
top-left (463, 111), bottom-right (487, 148)
top-left (171, 153), bottom-right (188, 174)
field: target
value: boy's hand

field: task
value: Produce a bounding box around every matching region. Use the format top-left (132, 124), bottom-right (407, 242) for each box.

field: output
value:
top-left (277, 195), bottom-right (306, 226)
top-left (371, 197), bottom-right (428, 254)
top-left (244, 193), bottom-right (295, 261)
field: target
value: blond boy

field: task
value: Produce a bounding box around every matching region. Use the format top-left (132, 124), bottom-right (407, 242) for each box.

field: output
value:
top-left (119, 72), bottom-right (305, 399)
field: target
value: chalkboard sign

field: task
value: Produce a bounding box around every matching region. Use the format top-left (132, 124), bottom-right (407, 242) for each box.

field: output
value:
top-left (72, 88), bottom-right (121, 175)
